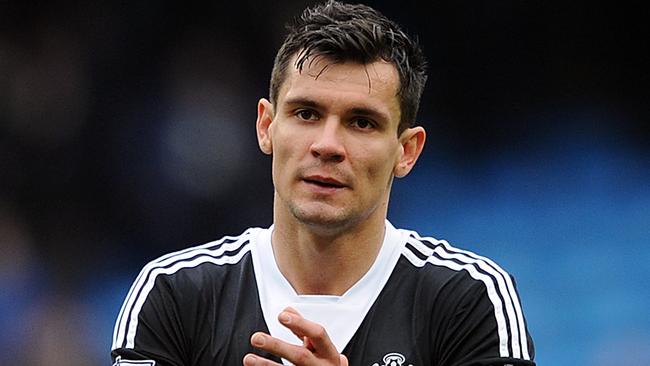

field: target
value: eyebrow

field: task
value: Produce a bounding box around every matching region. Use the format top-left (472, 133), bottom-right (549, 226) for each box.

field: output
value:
top-left (283, 97), bottom-right (320, 109)
top-left (283, 97), bottom-right (390, 122)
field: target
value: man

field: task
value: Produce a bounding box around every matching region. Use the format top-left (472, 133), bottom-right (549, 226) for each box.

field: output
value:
top-left (111, 1), bottom-right (536, 365)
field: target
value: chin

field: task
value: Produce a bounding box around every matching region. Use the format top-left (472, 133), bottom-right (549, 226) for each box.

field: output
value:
top-left (290, 204), bottom-right (356, 233)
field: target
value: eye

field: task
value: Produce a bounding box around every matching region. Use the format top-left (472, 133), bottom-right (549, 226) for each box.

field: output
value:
top-left (296, 109), bottom-right (319, 121)
top-left (351, 118), bottom-right (375, 130)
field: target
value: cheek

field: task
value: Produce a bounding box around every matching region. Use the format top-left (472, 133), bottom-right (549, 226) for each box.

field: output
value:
top-left (271, 147), bottom-right (293, 181)
top-left (270, 132), bottom-right (305, 185)
top-left (357, 144), bottom-right (399, 186)
top-left (270, 128), bottom-right (292, 162)
top-left (272, 125), bottom-right (309, 158)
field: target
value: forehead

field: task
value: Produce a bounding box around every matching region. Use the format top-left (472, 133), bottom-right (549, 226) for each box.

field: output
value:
top-left (277, 56), bottom-right (401, 119)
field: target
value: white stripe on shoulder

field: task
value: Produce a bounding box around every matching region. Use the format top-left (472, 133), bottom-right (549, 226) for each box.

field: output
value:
top-left (112, 228), bottom-right (257, 350)
top-left (407, 232), bottom-right (527, 360)
top-left (112, 230), bottom-right (253, 349)
top-left (399, 229), bottom-right (531, 360)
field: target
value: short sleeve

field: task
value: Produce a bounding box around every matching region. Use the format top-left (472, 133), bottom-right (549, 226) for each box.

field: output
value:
top-left (111, 271), bottom-right (188, 366)
top-left (437, 273), bottom-right (536, 366)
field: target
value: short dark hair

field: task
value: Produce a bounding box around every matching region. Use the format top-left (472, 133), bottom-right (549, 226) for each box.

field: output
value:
top-left (269, 0), bottom-right (428, 134)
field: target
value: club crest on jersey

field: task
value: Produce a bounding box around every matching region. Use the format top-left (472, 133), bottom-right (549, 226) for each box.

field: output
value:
top-left (371, 352), bottom-right (413, 366)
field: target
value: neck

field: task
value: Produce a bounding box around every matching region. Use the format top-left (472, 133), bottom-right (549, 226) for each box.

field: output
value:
top-left (271, 202), bottom-right (387, 296)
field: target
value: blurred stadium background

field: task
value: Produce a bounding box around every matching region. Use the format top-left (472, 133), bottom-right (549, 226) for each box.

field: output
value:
top-left (1, 1), bottom-right (648, 365)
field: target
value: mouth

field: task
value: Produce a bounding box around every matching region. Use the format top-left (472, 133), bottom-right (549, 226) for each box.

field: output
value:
top-left (302, 175), bottom-right (346, 189)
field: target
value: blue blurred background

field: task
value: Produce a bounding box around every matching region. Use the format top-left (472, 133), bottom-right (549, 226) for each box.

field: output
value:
top-left (1, 1), bottom-right (648, 365)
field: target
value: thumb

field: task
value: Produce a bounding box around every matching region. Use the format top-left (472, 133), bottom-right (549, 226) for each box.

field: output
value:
top-left (340, 354), bottom-right (349, 366)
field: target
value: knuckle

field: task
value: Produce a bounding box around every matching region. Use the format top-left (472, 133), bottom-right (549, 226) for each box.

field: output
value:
top-left (314, 325), bottom-right (328, 339)
top-left (293, 347), bottom-right (311, 364)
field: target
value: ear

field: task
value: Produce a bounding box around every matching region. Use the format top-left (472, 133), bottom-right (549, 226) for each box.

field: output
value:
top-left (394, 126), bottom-right (426, 178)
top-left (256, 98), bottom-right (274, 155)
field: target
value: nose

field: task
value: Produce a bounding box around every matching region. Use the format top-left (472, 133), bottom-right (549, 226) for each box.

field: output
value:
top-left (309, 118), bottom-right (346, 162)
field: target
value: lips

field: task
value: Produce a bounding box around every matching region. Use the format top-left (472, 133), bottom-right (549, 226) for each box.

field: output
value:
top-left (302, 175), bottom-right (347, 189)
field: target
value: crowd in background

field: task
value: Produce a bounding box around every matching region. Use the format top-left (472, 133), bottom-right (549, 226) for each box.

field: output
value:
top-left (1, 1), bottom-right (648, 365)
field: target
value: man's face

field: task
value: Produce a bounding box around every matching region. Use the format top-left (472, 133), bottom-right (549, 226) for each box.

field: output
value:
top-left (257, 56), bottom-right (422, 233)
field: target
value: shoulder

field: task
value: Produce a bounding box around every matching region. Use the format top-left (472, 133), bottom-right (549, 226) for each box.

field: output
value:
top-left (393, 227), bottom-right (535, 362)
top-left (392, 226), bottom-right (524, 326)
top-left (137, 227), bottom-right (262, 287)
top-left (394, 227), bottom-right (525, 312)
top-left (396, 227), bottom-right (515, 287)
top-left (111, 227), bottom-right (264, 352)
top-left (120, 227), bottom-right (264, 309)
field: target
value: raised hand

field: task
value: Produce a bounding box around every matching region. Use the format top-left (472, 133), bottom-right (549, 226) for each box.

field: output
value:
top-left (243, 307), bottom-right (348, 366)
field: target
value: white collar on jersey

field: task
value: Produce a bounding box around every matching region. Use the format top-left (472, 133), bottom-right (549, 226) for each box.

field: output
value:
top-left (250, 220), bottom-right (404, 364)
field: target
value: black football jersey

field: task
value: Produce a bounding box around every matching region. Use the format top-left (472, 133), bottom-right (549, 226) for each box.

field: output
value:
top-left (111, 221), bottom-right (535, 366)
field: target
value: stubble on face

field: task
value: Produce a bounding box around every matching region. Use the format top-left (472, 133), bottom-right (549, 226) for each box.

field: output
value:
top-left (275, 157), bottom-right (395, 237)
top-left (270, 57), bottom-right (401, 236)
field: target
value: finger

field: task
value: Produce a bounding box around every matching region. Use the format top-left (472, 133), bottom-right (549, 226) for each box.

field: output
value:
top-left (280, 308), bottom-right (321, 352)
top-left (277, 309), bottom-right (339, 359)
top-left (275, 307), bottom-right (305, 342)
top-left (278, 308), bottom-right (307, 341)
top-left (250, 332), bottom-right (314, 365)
top-left (283, 306), bottom-right (301, 316)
top-left (340, 354), bottom-right (349, 366)
top-left (243, 353), bottom-right (282, 366)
